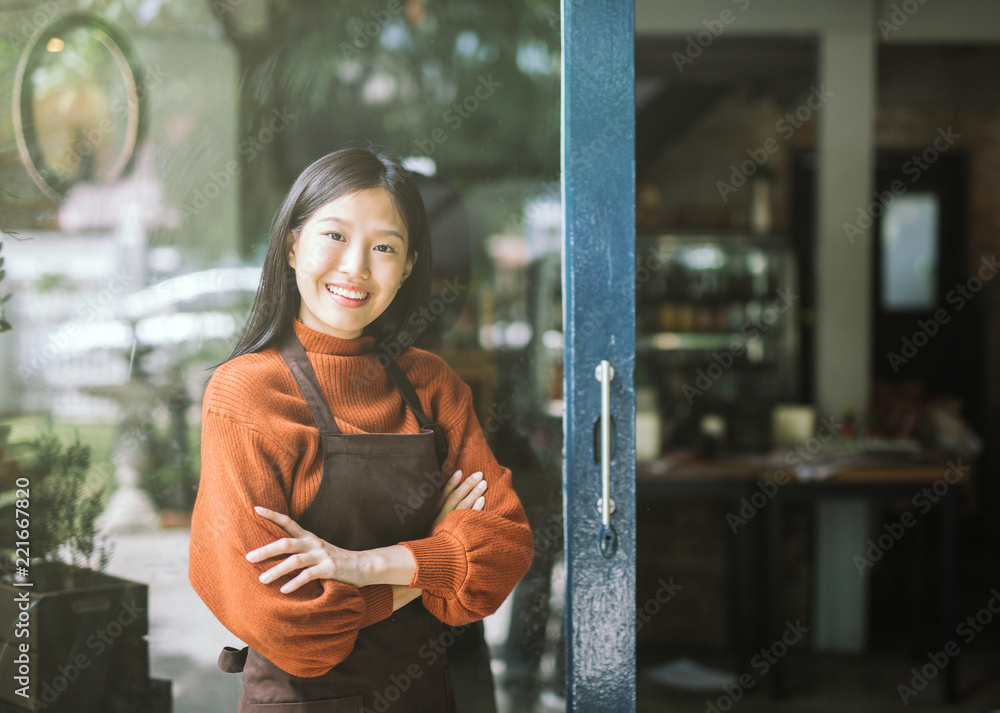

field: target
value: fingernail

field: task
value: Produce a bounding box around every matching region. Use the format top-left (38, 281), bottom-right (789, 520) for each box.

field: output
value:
top-left (476, 481), bottom-right (487, 490)
top-left (451, 470), bottom-right (462, 480)
top-left (254, 506), bottom-right (266, 514)
top-left (471, 472), bottom-right (483, 481)
top-left (476, 496), bottom-right (485, 506)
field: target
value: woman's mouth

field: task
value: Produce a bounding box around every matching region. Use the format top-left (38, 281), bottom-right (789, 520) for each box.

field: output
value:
top-left (326, 284), bottom-right (371, 306)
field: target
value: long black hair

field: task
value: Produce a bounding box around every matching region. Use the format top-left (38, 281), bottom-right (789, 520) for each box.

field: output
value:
top-left (226, 148), bottom-right (432, 362)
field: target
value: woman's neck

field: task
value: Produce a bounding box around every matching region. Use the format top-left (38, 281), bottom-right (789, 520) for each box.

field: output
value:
top-left (293, 319), bottom-right (375, 356)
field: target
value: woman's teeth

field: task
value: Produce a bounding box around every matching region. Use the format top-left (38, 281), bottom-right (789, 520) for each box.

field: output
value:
top-left (327, 285), bottom-right (370, 300)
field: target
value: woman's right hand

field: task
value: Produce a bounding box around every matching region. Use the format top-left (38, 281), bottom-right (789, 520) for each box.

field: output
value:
top-left (391, 585), bottom-right (423, 611)
top-left (393, 470), bottom-right (486, 610)
top-left (431, 469), bottom-right (487, 531)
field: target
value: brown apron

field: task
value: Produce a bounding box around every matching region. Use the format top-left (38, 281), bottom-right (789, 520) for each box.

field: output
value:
top-left (217, 333), bottom-right (464, 712)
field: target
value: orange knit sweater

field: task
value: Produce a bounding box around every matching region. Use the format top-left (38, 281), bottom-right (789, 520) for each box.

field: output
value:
top-left (189, 320), bottom-right (533, 678)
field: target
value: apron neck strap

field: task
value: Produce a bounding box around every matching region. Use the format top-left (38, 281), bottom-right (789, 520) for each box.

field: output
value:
top-left (278, 332), bottom-right (340, 434)
top-left (379, 351), bottom-right (450, 469)
top-left (277, 332), bottom-right (450, 469)
top-left (379, 355), bottom-right (432, 429)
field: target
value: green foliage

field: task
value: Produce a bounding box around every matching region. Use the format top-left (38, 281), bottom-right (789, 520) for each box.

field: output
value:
top-left (0, 239), bottom-right (10, 333)
top-left (2, 431), bottom-right (112, 573)
top-left (35, 272), bottom-right (73, 293)
top-left (227, 0), bottom-right (561, 253)
top-left (261, 0), bottom-right (560, 175)
top-left (140, 423), bottom-right (200, 511)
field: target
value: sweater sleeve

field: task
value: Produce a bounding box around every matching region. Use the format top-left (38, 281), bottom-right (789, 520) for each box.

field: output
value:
top-left (189, 403), bottom-right (394, 678)
top-left (399, 374), bottom-right (533, 625)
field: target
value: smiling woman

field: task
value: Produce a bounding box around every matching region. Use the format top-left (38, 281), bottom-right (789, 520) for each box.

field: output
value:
top-left (223, 149), bottom-right (434, 359)
top-left (288, 188), bottom-right (415, 341)
top-left (188, 147), bottom-right (533, 713)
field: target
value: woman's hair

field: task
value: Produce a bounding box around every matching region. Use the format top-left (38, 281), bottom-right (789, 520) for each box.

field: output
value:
top-left (225, 147), bottom-right (432, 361)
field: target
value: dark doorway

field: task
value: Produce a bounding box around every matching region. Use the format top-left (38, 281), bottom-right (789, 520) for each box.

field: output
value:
top-left (870, 150), bottom-right (985, 436)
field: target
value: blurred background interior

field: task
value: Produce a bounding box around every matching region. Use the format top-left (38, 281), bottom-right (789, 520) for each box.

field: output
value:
top-left (0, 1), bottom-right (998, 712)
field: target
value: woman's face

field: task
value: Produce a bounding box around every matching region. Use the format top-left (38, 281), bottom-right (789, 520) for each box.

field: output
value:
top-left (288, 188), bottom-right (415, 340)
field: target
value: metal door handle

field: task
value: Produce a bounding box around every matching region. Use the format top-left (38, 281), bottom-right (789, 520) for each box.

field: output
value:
top-left (595, 360), bottom-right (618, 558)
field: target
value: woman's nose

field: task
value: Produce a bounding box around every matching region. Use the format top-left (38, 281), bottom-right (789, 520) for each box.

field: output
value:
top-left (338, 242), bottom-right (370, 278)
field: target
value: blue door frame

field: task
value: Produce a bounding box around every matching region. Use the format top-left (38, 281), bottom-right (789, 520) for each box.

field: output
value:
top-left (562, 0), bottom-right (636, 710)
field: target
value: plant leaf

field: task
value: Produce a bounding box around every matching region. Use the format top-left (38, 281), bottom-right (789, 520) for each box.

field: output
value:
top-left (0, 490), bottom-right (18, 509)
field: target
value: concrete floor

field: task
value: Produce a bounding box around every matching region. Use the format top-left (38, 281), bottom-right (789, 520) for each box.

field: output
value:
top-left (104, 527), bottom-right (559, 713)
top-left (105, 528), bottom-right (1000, 713)
top-left (636, 648), bottom-right (1000, 712)
top-left (104, 528), bottom-right (244, 713)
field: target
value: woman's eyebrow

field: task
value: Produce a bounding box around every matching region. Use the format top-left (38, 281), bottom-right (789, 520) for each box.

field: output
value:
top-left (316, 217), bottom-right (405, 241)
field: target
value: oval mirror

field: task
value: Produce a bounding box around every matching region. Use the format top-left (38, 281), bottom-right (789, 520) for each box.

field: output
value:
top-left (13, 13), bottom-right (143, 199)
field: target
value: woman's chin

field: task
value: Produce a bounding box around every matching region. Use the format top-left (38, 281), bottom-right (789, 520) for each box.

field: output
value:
top-left (301, 314), bottom-right (364, 340)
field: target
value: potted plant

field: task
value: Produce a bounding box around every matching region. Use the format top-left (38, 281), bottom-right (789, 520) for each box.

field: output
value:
top-left (0, 238), bottom-right (169, 711)
top-left (0, 238), bottom-right (11, 333)
top-left (0, 429), bottom-right (173, 713)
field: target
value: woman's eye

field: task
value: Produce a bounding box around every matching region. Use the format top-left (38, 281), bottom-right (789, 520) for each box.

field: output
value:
top-left (373, 244), bottom-right (396, 254)
top-left (324, 232), bottom-right (346, 242)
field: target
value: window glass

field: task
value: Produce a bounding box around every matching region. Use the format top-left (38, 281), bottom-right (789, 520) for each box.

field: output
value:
top-left (0, 2), bottom-right (563, 711)
top-left (880, 192), bottom-right (939, 311)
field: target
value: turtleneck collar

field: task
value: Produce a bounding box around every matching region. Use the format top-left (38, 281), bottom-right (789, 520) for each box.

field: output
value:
top-left (292, 319), bottom-right (376, 356)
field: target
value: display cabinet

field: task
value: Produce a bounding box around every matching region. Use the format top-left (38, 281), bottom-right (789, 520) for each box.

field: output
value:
top-left (637, 233), bottom-right (800, 454)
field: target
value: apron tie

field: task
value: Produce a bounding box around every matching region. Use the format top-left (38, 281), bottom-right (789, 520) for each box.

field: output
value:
top-left (218, 645), bottom-right (249, 673)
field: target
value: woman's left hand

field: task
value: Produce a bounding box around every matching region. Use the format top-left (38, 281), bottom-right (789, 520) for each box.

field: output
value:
top-left (247, 506), bottom-right (370, 593)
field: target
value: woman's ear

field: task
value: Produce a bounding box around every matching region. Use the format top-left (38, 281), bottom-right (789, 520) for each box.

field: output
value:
top-left (401, 251), bottom-right (417, 285)
top-left (286, 233), bottom-right (298, 269)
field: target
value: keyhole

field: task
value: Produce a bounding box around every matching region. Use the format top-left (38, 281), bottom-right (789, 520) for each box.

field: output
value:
top-left (599, 524), bottom-right (618, 559)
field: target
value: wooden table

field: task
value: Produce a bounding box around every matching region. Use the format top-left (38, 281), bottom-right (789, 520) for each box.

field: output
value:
top-left (637, 458), bottom-right (765, 658)
top-left (637, 454), bottom-right (966, 702)
top-left (765, 458), bottom-right (963, 701)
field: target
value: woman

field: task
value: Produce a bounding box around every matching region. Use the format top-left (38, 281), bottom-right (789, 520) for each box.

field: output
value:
top-left (189, 148), bottom-right (533, 712)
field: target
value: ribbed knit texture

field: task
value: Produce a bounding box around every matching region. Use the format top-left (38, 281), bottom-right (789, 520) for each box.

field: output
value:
top-left (189, 319), bottom-right (533, 678)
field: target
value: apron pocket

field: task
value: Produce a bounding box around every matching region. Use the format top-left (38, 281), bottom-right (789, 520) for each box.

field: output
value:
top-left (251, 695), bottom-right (363, 713)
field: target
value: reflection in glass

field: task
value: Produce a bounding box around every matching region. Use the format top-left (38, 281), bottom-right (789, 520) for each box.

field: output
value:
top-left (1, 4), bottom-right (563, 712)
top-left (881, 193), bottom-right (939, 311)
top-left (14, 15), bottom-right (141, 198)
top-left (33, 27), bottom-right (125, 182)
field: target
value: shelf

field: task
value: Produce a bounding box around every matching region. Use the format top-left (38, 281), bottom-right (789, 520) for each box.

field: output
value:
top-left (637, 232), bottom-right (791, 249)
top-left (638, 332), bottom-right (761, 352)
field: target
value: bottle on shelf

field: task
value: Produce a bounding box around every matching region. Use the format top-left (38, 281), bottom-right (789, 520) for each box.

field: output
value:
top-left (635, 364), bottom-right (662, 461)
top-left (675, 259), bottom-right (695, 332)
top-left (841, 403), bottom-right (857, 441)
